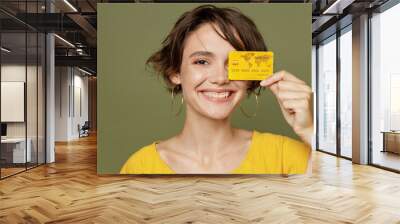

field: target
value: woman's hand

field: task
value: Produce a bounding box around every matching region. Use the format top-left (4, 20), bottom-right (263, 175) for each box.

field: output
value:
top-left (260, 70), bottom-right (314, 146)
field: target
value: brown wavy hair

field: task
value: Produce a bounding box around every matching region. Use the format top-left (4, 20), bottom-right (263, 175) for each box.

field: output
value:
top-left (146, 4), bottom-right (268, 95)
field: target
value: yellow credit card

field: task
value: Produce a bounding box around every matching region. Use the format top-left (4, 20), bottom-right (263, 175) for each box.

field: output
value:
top-left (228, 51), bottom-right (274, 80)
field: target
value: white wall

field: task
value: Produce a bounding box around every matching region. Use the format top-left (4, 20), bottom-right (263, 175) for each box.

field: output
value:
top-left (55, 67), bottom-right (89, 141)
top-left (1, 65), bottom-right (38, 137)
top-left (72, 73), bottom-right (89, 138)
top-left (1, 64), bottom-right (26, 81)
top-left (55, 66), bottom-right (70, 141)
top-left (1, 63), bottom-right (46, 164)
top-left (1, 65), bottom-right (26, 131)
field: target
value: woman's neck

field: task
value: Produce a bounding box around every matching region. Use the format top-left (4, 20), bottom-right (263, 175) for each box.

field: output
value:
top-left (176, 107), bottom-right (238, 158)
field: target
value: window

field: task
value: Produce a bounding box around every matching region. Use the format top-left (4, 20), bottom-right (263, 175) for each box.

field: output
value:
top-left (339, 27), bottom-right (352, 158)
top-left (0, 1), bottom-right (47, 179)
top-left (317, 35), bottom-right (337, 154)
top-left (371, 2), bottom-right (400, 171)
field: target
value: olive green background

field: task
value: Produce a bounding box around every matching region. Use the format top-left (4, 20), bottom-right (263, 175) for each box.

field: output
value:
top-left (98, 3), bottom-right (311, 174)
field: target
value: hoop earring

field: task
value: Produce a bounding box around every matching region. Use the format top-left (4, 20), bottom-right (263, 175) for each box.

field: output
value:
top-left (171, 88), bottom-right (183, 116)
top-left (240, 88), bottom-right (261, 118)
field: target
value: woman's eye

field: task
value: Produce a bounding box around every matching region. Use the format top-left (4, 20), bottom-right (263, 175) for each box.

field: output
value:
top-left (194, 59), bottom-right (209, 65)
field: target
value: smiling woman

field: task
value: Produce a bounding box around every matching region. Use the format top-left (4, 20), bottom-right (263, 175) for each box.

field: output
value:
top-left (119, 5), bottom-right (313, 174)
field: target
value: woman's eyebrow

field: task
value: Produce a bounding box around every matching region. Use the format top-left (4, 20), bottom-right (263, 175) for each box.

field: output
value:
top-left (189, 51), bottom-right (214, 58)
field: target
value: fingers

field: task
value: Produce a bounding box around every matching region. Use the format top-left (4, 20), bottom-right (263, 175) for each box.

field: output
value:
top-left (259, 70), bottom-right (314, 138)
top-left (280, 99), bottom-right (310, 112)
top-left (271, 80), bottom-right (312, 93)
top-left (267, 79), bottom-right (313, 114)
top-left (276, 90), bottom-right (311, 101)
top-left (258, 70), bottom-right (313, 113)
top-left (260, 70), bottom-right (305, 87)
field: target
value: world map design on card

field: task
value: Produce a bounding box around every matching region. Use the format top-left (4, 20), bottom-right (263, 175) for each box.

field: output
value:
top-left (228, 51), bottom-right (274, 80)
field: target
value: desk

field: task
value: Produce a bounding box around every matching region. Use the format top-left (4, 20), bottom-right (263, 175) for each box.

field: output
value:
top-left (381, 131), bottom-right (400, 154)
top-left (1, 138), bottom-right (31, 163)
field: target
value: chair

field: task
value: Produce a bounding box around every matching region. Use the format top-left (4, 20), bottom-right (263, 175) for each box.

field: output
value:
top-left (78, 121), bottom-right (90, 138)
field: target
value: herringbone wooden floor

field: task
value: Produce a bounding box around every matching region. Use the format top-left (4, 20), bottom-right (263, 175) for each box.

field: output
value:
top-left (1, 134), bottom-right (400, 224)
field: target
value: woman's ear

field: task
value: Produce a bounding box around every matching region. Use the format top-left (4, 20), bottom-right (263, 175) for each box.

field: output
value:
top-left (170, 73), bottom-right (181, 85)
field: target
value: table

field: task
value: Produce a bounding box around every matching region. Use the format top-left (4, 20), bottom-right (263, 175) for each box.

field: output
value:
top-left (1, 138), bottom-right (32, 163)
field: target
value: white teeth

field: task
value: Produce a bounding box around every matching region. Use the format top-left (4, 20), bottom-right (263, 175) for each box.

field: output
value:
top-left (202, 91), bottom-right (230, 99)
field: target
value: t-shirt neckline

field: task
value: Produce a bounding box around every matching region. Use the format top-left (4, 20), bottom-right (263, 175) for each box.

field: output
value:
top-left (152, 130), bottom-right (257, 174)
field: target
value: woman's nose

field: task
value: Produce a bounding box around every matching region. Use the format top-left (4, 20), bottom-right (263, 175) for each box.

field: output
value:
top-left (209, 62), bottom-right (229, 85)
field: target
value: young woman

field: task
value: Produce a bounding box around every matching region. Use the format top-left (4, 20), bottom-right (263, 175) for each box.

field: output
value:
top-left (120, 5), bottom-right (313, 174)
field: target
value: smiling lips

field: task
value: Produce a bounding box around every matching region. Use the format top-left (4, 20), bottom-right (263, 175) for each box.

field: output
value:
top-left (198, 89), bottom-right (236, 103)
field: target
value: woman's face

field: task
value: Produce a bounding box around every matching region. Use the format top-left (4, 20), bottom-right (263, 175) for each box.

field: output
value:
top-left (170, 23), bottom-right (249, 120)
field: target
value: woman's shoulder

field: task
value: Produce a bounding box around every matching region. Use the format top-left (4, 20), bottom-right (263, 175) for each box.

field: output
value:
top-left (250, 130), bottom-right (311, 174)
top-left (253, 130), bottom-right (282, 140)
top-left (253, 130), bottom-right (308, 147)
top-left (252, 130), bottom-right (289, 148)
top-left (119, 143), bottom-right (158, 174)
top-left (135, 143), bottom-right (157, 155)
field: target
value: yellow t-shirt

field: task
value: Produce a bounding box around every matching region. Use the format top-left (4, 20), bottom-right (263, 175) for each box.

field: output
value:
top-left (120, 130), bottom-right (311, 174)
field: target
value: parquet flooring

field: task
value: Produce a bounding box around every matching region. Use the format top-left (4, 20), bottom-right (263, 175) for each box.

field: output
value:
top-left (1, 134), bottom-right (400, 223)
top-left (1, 167), bottom-right (26, 178)
top-left (373, 151), bottom-right (400, 171)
